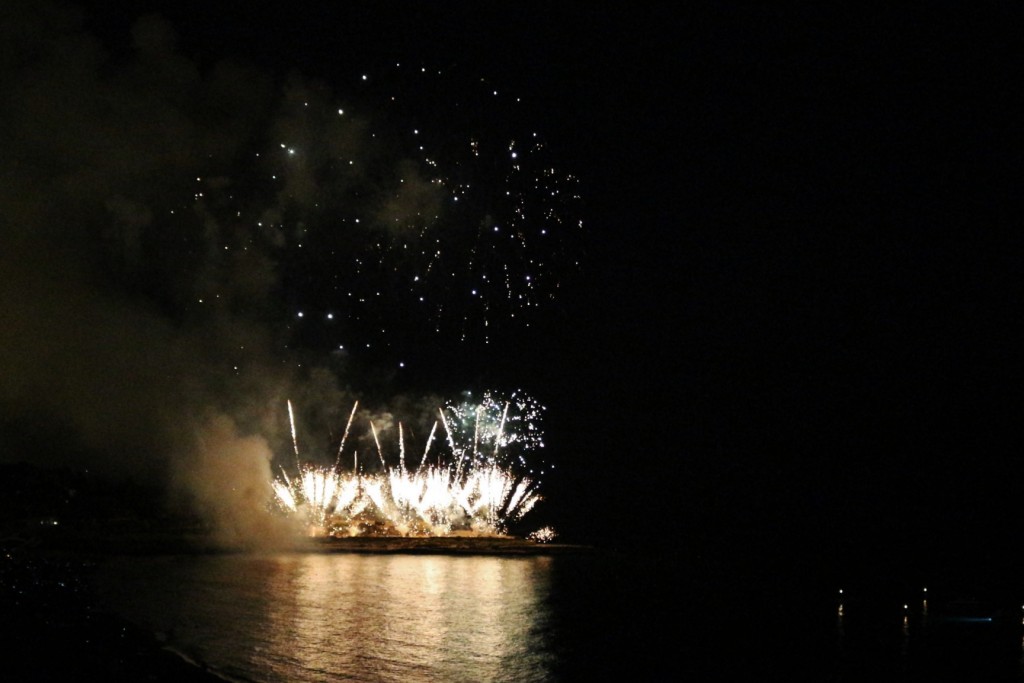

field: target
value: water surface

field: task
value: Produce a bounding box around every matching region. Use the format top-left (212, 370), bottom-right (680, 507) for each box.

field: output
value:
top-left (94, 551), bottom-right (1024, 681)
top-left (96, 553), bottom-right (584, 681)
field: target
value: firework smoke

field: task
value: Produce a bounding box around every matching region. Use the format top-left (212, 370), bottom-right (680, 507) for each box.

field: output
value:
top-left (0, 4), bottom-right (573, 549)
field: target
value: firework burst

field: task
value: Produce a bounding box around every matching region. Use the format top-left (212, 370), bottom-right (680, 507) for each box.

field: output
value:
top-left (166, 62), bottom-right (583, 368)
top-left (273, 391), bottom-right (548, 537)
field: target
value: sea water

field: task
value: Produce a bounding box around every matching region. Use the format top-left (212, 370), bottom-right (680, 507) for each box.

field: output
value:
top-left (92, 551), bottom-right (1024, 681)
top-left (93, 551), bottom-right (679, 681)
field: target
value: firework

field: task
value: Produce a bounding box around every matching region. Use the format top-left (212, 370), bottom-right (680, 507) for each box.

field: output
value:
top-left (171, 63), bottom-right (582, 365)
top-left (338, 63), bottom-right (586, 347)
top-left (273, 391), bottom-right (547, 537)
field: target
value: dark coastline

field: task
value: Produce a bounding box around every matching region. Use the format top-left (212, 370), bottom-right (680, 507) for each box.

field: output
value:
top-left (1, 547), bottom-right (226, 682)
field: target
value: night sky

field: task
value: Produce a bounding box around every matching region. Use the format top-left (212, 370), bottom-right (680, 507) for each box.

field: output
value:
top-left (1, 2), bottom-right (1018, 571)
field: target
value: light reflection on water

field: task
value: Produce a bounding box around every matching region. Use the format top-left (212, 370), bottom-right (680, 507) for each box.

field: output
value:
top-left (95, 553), bottom-right (557, 682)
top-left (825, 588), bottom-right (1024, 681)
top-left (104, 553), bottom-right (1024, 679)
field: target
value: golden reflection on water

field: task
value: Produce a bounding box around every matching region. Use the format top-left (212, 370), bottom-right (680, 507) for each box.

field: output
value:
top-left (101, 553), bottom-right (556, 682)
top-left (268, 554), bottom-right (554, 681)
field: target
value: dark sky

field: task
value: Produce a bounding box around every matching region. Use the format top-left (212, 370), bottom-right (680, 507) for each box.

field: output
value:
top-left (1, 2), bottom-right (1018, 565)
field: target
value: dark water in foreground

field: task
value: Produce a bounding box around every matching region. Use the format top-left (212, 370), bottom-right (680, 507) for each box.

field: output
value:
top-left (92, 551), bottom-right (1024, 682)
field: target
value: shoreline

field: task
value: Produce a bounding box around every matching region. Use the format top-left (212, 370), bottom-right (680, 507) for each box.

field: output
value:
top-left (1, 546), bottom-right (225, 682)
top-left (305, 535), bottom-right (593, 555)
